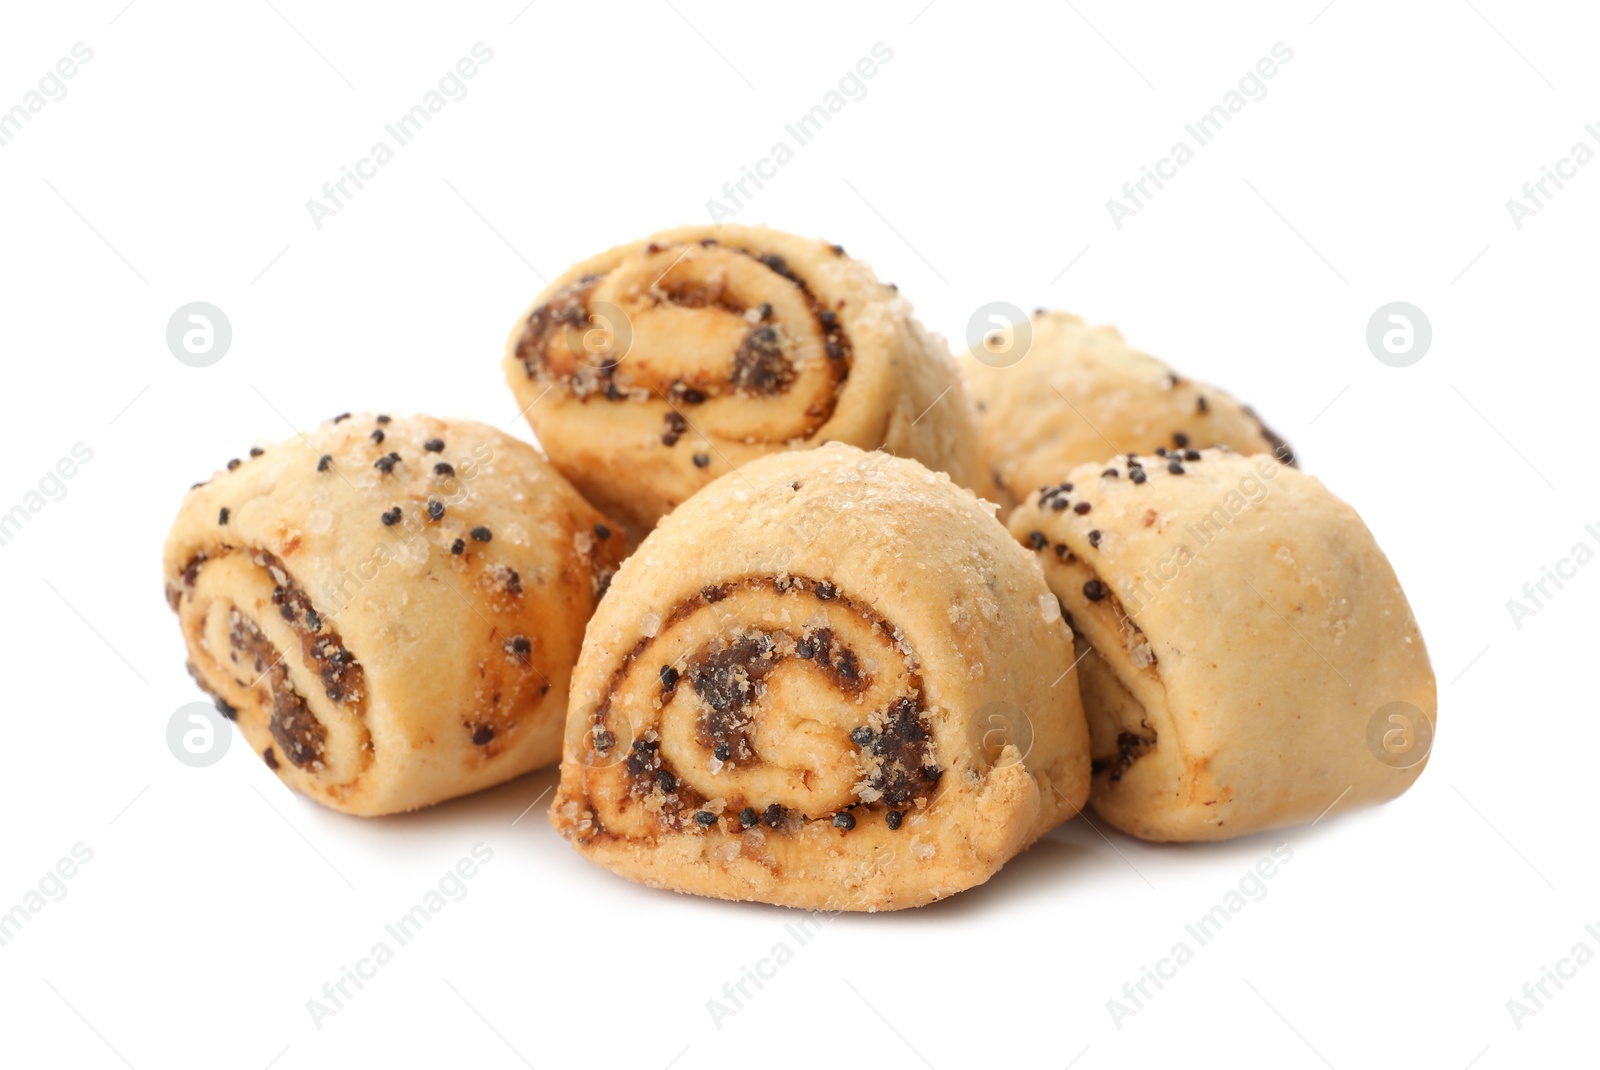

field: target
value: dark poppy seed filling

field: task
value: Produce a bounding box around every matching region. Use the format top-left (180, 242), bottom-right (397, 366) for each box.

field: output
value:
top-left (662, 410), bottom-right (688, 447)
top-left (1092, 730), bottom-right (1155, 783)
top-left (624, 737), bottom-right (655, 777)
top-left (177, 545), bottom-right (368, 776)
top-left (689, 633), bottom-right (775, 710)
top-left (684, 631), bottom-right (783, 764)
top-left (261, 551), bottom-right (366, 705)
top-left (1243, 405), bottom-right (1297, 467)
top-left (730, 325), bottom-right (795, 395)
top-left (590, 576), bottom-right (936, 836)
top-left (511, 243), bottom-right (853, 439)
top-left (671, 381), bottom-right (708, 405)
top-left (228, 609), bottom-right (327, 770)
top-left (165, 552), bottom-right (208, 610)
top-left (860, 697), bottom-right (940, 805)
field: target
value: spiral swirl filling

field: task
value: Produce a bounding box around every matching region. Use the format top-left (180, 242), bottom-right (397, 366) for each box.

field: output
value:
top-left (1026, 513), bottom-right (1158, 784)
top-left (586, 577), bottom-right (941, 835)
top-left (172, 548), bottom-right (370, 776)
top-left (513, 241), bottom-right (853, 446)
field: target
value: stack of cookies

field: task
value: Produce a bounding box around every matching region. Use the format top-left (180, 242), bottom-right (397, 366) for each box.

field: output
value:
top-left (163, 224), bottom-right (1435, 911)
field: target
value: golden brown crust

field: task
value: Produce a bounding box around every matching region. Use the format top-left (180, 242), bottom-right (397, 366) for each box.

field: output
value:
top-left (959, 311), bottom-right (1293, 506)
top-left (1008, 447), bottom-right (1435, 841)
top-left (504, 224), bottom-right (995, 541)
top-left (163, 413), bottom-right (623, 815)
top-left (551, 444), bottom-right (1089, 909)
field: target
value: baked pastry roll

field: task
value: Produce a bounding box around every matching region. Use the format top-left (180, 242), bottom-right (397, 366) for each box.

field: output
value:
top-left (163, 413), bottom-right (623, 816)
top-left (959, 311), bottom-right (1293, 505)
top-left (504, 224), bottom-right (993, 541)
top-left (551, 443), bottom-right (1089, 910)
top-left (1008, 447), bottom-right (1435, 841)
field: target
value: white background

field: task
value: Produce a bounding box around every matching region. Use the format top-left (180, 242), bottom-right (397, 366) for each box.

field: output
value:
top-left (1, 1), bottom-right (1595, 1067)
